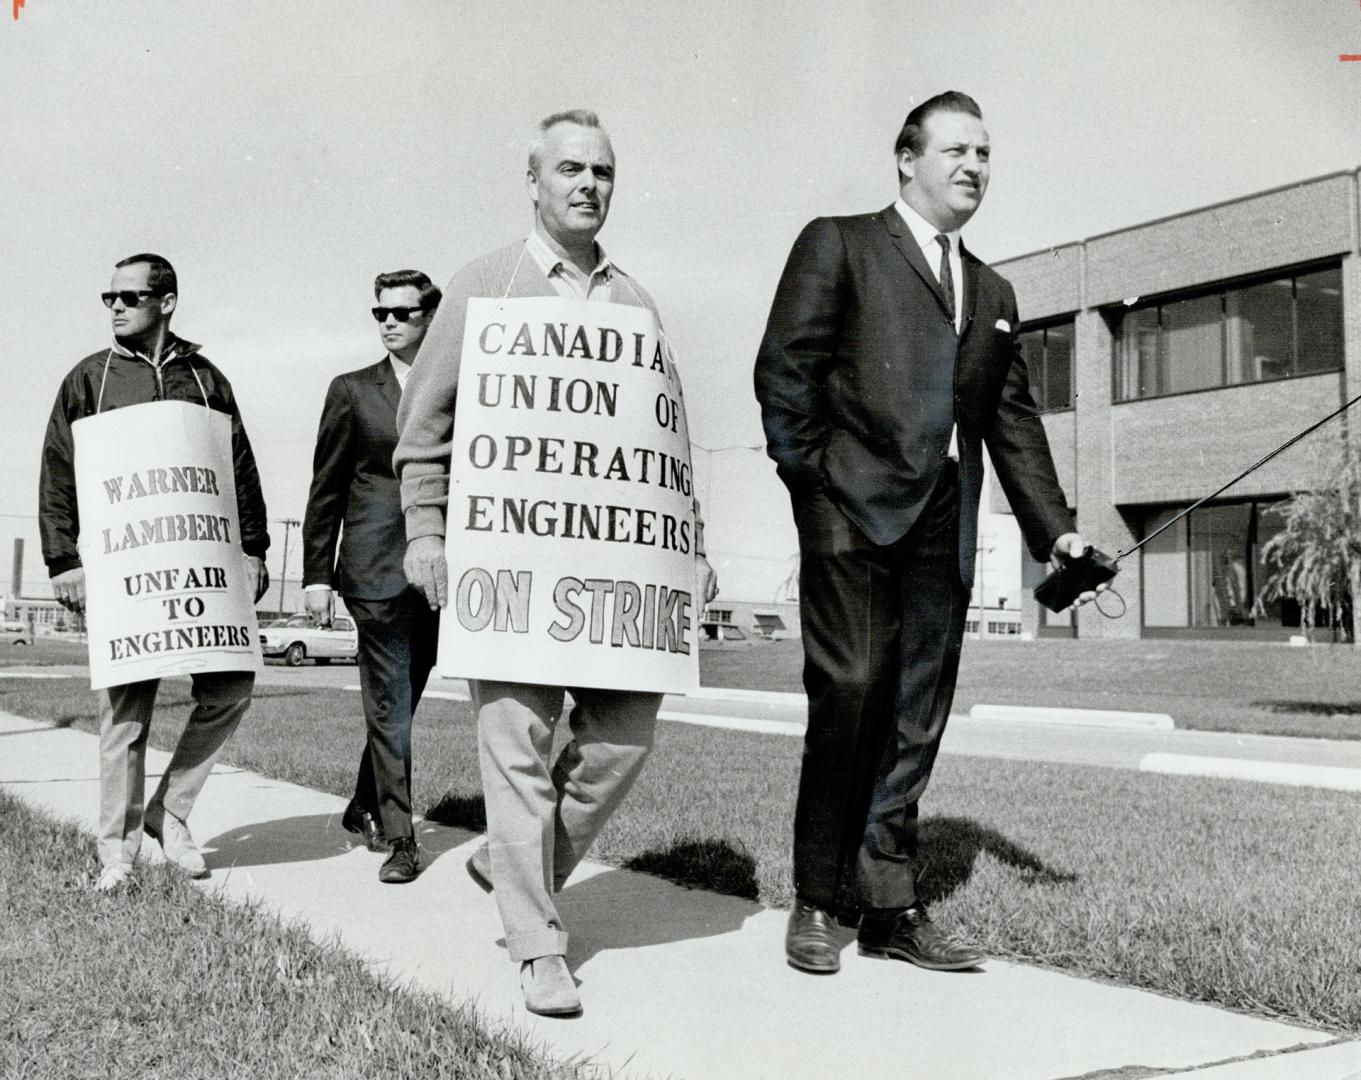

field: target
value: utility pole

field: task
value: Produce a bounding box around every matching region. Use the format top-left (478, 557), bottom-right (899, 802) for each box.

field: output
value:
top-left (275, 518), bottom-right (301, 615)
top-left (975, 539), bottom-right (995, 641)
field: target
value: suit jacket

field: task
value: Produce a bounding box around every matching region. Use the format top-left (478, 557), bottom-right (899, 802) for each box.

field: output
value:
top-left (303, 357), bottom-right (410, 600)
top-left (754, 206), bottom-right (1072, 583)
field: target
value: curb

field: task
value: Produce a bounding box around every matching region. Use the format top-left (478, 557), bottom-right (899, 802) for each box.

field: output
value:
top-left (969, 703), bottom-right (1175, 730)
top-left (1139, 753), bottom-right (1361, 792)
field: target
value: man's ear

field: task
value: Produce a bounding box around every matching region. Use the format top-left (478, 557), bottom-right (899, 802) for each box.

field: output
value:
top-left (896, 149), bottom-right (916, 184)
top-left (160, 292), bottom-right (178, 318)
top-left (525, 168), bottom-right (539, 206)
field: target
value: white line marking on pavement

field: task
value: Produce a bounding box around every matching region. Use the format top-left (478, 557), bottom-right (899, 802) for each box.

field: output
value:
top-left (656, 710), bottom-right (805, 737)
top-left (1139, 753), bottom-right (1361, 792)
top-left (686, 686), bottom-right (808, 708)
top-left (971, 704), bottom-right (1175, 730)
top-left (342, 684), bottom-right (471, 702)
top-left (0, 672), bottom-right (74, 679)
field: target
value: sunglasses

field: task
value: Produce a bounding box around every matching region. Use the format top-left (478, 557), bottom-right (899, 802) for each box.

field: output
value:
top-left (372, 306), bottom-right (427, 323)
top-left (101, 290), bottom-right (164, 309)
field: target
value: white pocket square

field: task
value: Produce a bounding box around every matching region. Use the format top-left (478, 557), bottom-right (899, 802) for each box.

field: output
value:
top-left (994, 318), bottom-right (1012, 332)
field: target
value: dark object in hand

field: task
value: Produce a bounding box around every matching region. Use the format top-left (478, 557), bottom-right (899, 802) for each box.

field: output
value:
top-left (1034, 546), bottom-right (1119, 612)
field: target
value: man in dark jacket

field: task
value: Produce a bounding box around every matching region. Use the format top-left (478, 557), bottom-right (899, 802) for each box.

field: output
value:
top-left (301, 270), bottom-right (442, 884)
top-left (756, 94), bottom-right (1093, 975)
top-left (40, 253), bottom-right (270, 892)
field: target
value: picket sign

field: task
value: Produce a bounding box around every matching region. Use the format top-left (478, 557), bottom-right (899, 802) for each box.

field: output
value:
top-left (73, 399), bottom-right (263, 690)
top-left (437, 296), bottom-right (700, 694)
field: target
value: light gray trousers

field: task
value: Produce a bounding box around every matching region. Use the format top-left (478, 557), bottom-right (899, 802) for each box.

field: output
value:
top-left (472, 680), bottom-right (661, 962)
top-left (97, 671), bottom-right (253, 868)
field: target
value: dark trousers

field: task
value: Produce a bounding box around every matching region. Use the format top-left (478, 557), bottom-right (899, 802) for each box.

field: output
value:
top-left (346, 589), bottom-right (439, 841)
top-left (792, 462), bottom-right (970, 913)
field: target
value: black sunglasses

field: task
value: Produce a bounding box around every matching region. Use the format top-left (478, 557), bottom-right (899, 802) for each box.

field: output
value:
top-left (372, 306), bottom-right (427, 323)
top-left (101, 290), bottom-right (164, 309)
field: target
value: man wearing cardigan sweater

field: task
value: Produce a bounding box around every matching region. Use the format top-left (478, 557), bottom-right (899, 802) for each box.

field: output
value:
top-left (394, 110), bottom-right (717, 1018)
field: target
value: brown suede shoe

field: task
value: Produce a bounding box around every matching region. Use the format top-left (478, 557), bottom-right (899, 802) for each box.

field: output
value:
top-left (521, 956), bottom-right (581, 1017)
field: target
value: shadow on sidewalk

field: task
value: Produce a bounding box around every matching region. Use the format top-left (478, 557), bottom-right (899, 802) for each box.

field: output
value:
top-left (202, 812), bottom-right (474, 872)
top-left (916, 816), bottom-right (1078, 905)
top-left (559, 855), bottom-right (762, 968)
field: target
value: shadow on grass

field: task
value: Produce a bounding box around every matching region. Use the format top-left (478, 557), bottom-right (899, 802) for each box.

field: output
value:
top-left (623, 838), bottom-right (760, 901)
top-left (203, 811), bottom-right (474, 871)
top-left (916, 816), bottom-right (1077, 905)
top-left (424, 791), bottom-right (487, 832)
top-left (1251, 699), bottom-right (1361, 717)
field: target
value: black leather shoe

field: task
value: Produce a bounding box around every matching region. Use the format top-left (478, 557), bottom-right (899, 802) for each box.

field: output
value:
top-left (857, 904), bottom-right (984, 971)
top-left (379, 837), bottom-right (421, 884)
top-left (785, 899), bottom-right (842, 974)
top-left (341, 801), bottom-right (389, 852)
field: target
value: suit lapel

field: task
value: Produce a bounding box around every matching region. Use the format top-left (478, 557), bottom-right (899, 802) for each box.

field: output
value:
top-left (373, 357), bottom-right (400, 416)
top-left (879, 205), bottom-right (952, 320)
top-left (958, 243), bottom-right (983, 345)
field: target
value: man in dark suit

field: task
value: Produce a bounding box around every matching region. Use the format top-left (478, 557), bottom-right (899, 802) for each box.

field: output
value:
top-left (755, 92), bottom-right (1094, 975)
top-left (302, 270), bottom-right (443, 884)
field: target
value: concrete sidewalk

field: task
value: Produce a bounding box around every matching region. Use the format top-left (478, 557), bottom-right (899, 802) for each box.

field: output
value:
top-left (2, 708), bottom-right (1358, 1080)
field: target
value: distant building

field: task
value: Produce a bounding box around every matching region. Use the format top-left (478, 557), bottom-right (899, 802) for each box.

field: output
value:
top-left (992, 168), bottom-right (1357, 640)
top-left (3, 594), bottom-right (67, 633)
top-left (701, 599), bottom-right (801, 642)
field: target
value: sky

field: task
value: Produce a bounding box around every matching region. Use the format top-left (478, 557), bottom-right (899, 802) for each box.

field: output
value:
top-left (2, 0), bottom-right (1359, 602)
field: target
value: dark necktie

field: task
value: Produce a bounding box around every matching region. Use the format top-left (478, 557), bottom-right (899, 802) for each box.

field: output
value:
top-left (934, 233), bottom-right (955, 323)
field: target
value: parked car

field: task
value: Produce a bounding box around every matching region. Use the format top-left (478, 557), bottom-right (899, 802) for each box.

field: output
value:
top-left (2, 619), bottom-right (29, 646)
top-left (259, 613), bottom-right (358, 666)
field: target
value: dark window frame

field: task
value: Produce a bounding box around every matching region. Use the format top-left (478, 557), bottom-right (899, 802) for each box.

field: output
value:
top-left (1017, 315), bottom-right (1078, 414)
top-left (1110, 259), bottom-right (1344, 404)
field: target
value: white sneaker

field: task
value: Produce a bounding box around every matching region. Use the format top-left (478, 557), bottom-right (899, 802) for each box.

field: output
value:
top-left (95, 863), bottom-right (131, 892)
top-left (145, 807), bottom-right (208, 879)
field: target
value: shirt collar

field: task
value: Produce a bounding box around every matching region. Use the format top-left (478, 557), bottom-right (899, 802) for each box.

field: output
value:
top-left (524, 229), bottom-right (613, 281)
top-left (894, 197), bottom-right (961, 256)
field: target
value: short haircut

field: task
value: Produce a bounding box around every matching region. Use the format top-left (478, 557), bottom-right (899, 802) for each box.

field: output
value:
top-left (527, 109), bottom-right (604, 175)
top-left (893, 91), bottom-right (983, 181)
top-left (374, 269), bottom-right (441, 311)
top-left (115, 253), bottom-right (177, 295)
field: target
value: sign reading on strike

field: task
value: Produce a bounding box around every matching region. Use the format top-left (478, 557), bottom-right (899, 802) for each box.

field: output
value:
top-left (440, 296), bottom-right (699, 694)
top-left (72, 400), bottom-right (263, 690)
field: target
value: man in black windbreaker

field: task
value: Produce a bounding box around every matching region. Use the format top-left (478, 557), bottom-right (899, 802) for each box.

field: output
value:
top-left (39, 253), bottom-right (271, 892)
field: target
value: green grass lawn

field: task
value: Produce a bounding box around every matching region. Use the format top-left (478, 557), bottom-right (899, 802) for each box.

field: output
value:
top-left (0, 638), bottom-right (87, 668)
top-left (702, 636), bottom-right (1361, 740)
top-left (4, 676), bottom-right (1359, 1035)
top-left (0, 791), bottom-right (578, 1080)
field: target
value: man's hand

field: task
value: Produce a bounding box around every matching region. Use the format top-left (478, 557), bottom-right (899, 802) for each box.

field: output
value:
top-left (1048, 532), bottom-right (1105, 607)
top-left (405, 535), bottom-right (448, 611)
top-left (696, 554), bottom-right (719, 606)
top-left (304, 587), bottom-right (334, 627)
top-left (52, 567), bottom-right (86, 615)
top-left (246, 555), bottom-right (270, 603)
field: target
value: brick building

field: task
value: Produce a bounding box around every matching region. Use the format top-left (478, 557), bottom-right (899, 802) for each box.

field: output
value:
top-left (991, 168), bottom-right (1359, 640)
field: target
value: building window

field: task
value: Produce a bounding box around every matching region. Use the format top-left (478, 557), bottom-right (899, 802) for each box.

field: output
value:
top-left (703, 607), bottom-right (733, 624)
top-left (1113, 263), bottom-right (1343, 402)
top-left (1018, 319), bottom-right (1075, 412)
top-left (1140, 499), bottom-right (1291, 631)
